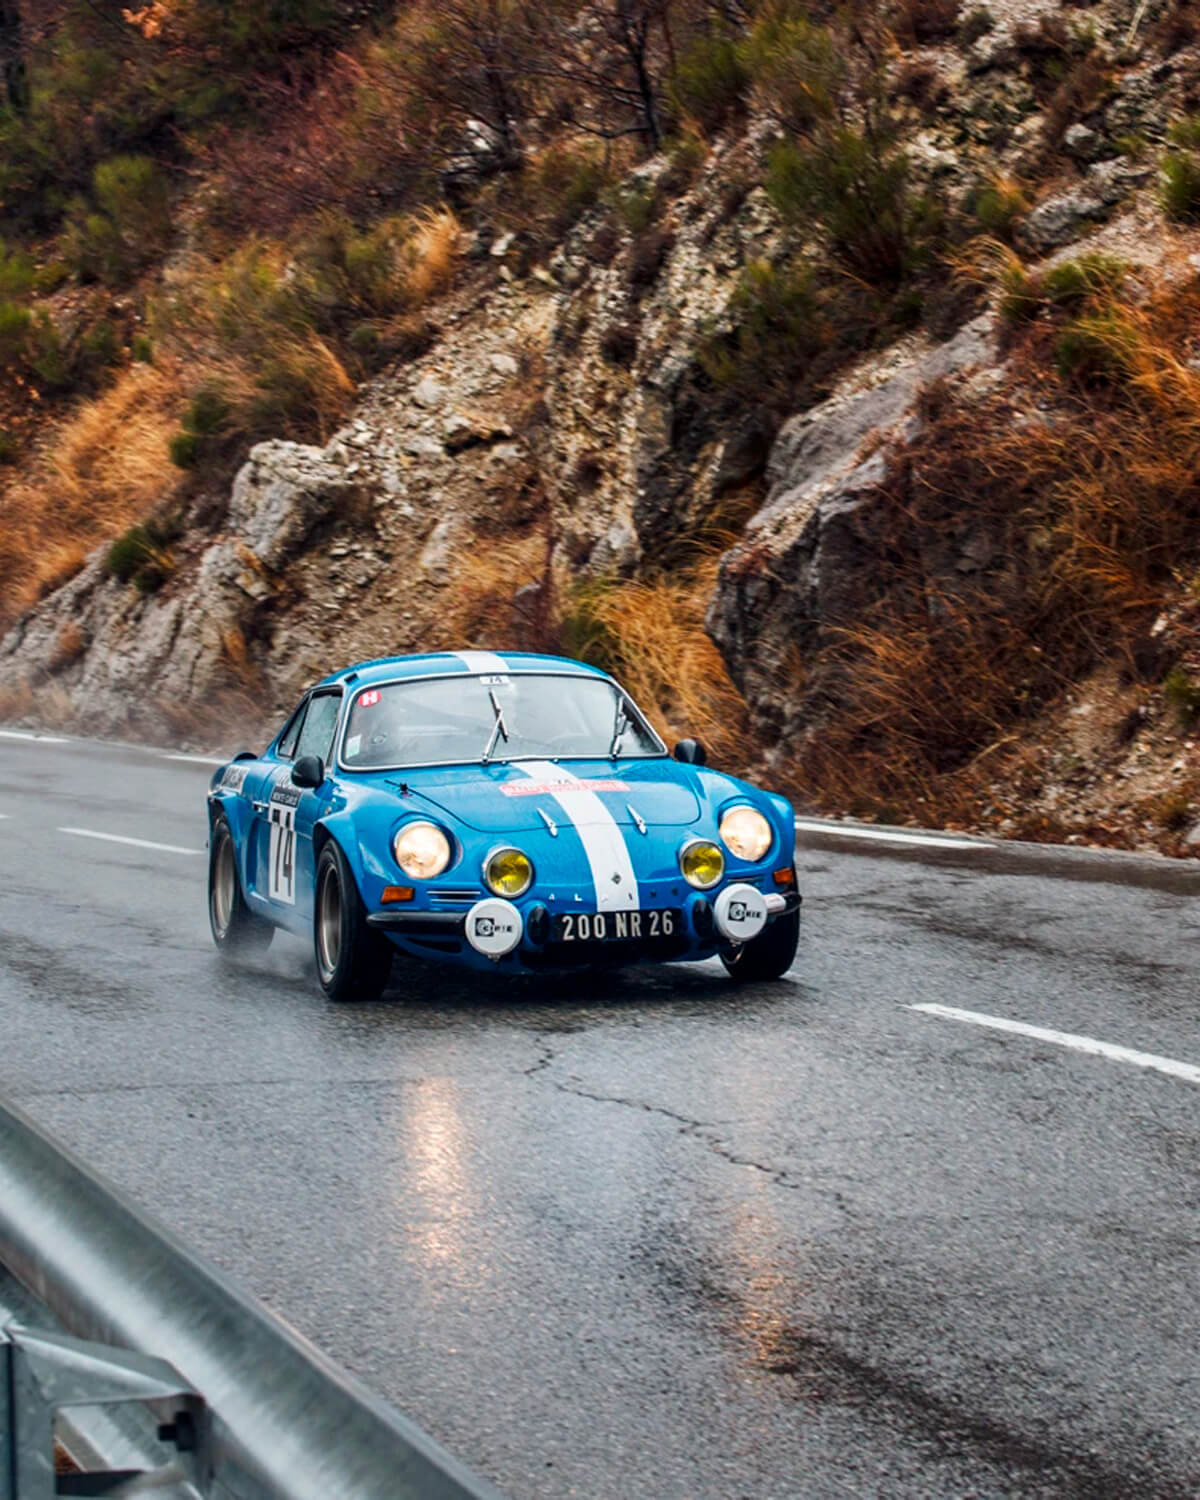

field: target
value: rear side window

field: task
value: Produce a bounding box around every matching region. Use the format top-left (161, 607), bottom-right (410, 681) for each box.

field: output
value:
top-left (294, 693), bottom-right (341, 764)
top-left (277, 701), bottom-right (307, 759)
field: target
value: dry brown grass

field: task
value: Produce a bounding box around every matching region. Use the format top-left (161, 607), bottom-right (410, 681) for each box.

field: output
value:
top-left (0, 364), bottom-right (183, 632)
top-left (563, 558), bottom-right (751, 765)
top-left (402, 209), bottom-right (464, 307)
top-left (785, 271), bottom-right (1200, 824)
top-left (439, 531), bottom-right (552, 649)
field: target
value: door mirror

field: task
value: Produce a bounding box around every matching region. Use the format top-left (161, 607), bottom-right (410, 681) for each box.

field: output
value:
top-left (291, 754), bottom-right (325, 789)
top-left (673, 738), bottom-right (707, 766)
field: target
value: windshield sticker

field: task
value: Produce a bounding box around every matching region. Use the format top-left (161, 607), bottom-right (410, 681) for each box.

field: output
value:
top-left (219, 765), bottom-right (247, 793)
top-left (358, 689), bottom-right (382, 708)
top-left (346, 733), bottom-right (362, 758)
top-left (503, 779), bottom-right (630, 797)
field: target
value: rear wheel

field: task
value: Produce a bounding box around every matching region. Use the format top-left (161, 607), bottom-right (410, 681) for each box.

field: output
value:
top-left (209, 815), bottom-right (273, 959)
top-left (721, 905), bottom-right (799, 983)
top-left (314, 840), bottom-right (393, 1003)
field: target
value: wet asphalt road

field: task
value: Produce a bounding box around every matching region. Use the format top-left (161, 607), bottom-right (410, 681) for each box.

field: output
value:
top-left (2, 732), bottom-right (1200, 1499)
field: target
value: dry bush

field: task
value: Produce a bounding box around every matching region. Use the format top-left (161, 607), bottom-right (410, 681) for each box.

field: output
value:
top-left (0, 364), bottom-right (183, 631)
top-left (788, 276), bottom-right (1200, 822)
top-left (891, 0), bottom-right (960, 46)
top-left (558, 558), bottom-right (750, 765)
top-left (400, 209), bottom-right (465, 306)
top-left (439, 531), bottom-right (552, 649)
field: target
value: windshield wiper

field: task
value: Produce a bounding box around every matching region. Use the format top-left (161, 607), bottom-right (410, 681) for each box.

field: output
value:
top-left (608, 698), bottom-right (629, 759)
top-left (481, 688), bottom-right (510, 764)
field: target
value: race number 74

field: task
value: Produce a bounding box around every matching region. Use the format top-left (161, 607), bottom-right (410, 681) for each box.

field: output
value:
top-left (268, 803), bottom-right (296, 904)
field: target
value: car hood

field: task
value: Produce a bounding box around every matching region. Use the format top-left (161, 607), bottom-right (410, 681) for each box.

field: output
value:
top-left (387, 759), bottom-right (702, 833)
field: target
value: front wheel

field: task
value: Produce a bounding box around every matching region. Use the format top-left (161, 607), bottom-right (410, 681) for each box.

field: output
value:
top-left (721, 905), bottom-right (799, 983)
top-left (313, 840), bottom-right (393, 1003)
top-left (209, 815), bottom-right (273, 959)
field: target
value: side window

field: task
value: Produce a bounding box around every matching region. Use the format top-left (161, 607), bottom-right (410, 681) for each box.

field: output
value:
top-left (277, 699), bottom-right (308, 760)
top-left (294, 693), bottom-right (341, 765)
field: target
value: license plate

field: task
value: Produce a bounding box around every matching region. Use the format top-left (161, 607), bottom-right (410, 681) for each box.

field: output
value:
top-left (555, 909), bottom-right (682, 944)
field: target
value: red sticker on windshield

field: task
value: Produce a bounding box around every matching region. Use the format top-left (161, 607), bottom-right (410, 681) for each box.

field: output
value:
top-left (358, 689), bottom-right (381, 708)
top-left (502, 779), bottom-right (630, 797)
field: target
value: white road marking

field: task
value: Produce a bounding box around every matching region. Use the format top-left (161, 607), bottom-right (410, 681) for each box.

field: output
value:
top-left (162, 752), bottom-right (227, 765)
top-left (0, 729), bottom-right (69, 744)
top-left (58, 827), bottom-right (202, 857)
top-left (795, 819), bottom-right (992, 851)
top-left (909, 1003), bottom-right (1200, 1086)
top-left (454, 649), bottom-right (509, 673)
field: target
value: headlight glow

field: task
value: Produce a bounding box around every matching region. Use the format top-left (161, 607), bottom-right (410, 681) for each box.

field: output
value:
top-left (392, 821), bottom-right (452, 880)
top-left (484, 847), bottom-right (534, 897)
top-left (719, 806), bottom-right (772, 862)
top-left (679, 839), bottom-right (724, 890)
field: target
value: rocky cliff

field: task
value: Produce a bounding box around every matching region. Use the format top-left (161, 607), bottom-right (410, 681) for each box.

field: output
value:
top-left (3, 0), bottom-right (1200, 852)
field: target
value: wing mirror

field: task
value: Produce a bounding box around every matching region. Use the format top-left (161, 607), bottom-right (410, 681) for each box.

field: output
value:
top-left (673, 738), bottom-right (707, 766)
top-left (291, 754), bottom-right (325, 789)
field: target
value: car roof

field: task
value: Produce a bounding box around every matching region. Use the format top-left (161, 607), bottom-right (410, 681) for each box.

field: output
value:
top-left (313, 652), bottom-right (613, 691)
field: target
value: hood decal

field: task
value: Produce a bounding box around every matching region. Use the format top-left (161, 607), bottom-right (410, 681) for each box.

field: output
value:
top-left (511, 760), bottom-right (638, 912)
top-left (502, 778), bottom-right (629, 798)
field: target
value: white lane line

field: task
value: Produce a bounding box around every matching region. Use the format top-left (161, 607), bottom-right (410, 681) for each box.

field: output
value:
top-left (795, 819), bottom-right (992, 851)
top-left (0, 729), bottom-right (69, 744)
top-left (58, 827), bottom-right (202, 857)
top-left (909, 1003), bottom-right (1200, 1086)
top-left (162, 752), bottom-right (227, 766)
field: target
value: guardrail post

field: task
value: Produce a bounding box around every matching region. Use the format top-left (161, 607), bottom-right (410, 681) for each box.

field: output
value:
top-left (2, 1322), bottom-right (206, 1498)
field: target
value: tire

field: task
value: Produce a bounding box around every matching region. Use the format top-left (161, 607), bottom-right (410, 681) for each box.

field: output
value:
top-left (721, 904), bottom-right (800, 983)
top-left (209, 814), bottom-right (273, 959)
top-left (313, 840), bottom-right (393, 1003)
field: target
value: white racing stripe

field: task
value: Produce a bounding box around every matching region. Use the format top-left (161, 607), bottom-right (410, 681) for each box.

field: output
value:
top-left (909, 1003), bottom-right (1200, 1085)
top-left (795, 819), bottom-right (992, 851)
top-left (512, 760), bottom-right (638, 912)
top-left (0, 729), bottom-right (69, 744)
top-left (59, 826), bottom-right (202, 857)
top-left (454, 650), bottom-right (510, 674)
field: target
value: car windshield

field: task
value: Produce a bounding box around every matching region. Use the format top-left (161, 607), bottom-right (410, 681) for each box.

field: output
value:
top-left (340, 673), bottom-right (664, 770)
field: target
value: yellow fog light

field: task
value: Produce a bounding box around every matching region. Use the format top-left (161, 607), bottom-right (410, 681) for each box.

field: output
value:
top-left (680, 839), bottom-right (724, 890)
top-left (484, 847), bottom-right (534, 898)
top-left (719, 806), bottom-right (772, 862)
top-left (392, 822), bottom-right (452, 880)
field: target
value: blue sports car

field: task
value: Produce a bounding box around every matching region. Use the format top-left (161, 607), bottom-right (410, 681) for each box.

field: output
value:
top-left (207, 651), bottom-right (800, 1001)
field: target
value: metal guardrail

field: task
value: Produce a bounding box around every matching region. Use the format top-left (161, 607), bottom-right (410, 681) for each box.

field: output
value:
top-left (0, 1095), bottom-right (506, 1500)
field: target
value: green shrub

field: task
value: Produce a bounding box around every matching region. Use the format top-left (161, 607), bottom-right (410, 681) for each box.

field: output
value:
top-left (958, 6), bottom-right (995, 45)
top-left (700, 258), bottom-right (824, 403)
top-left (0, 301), bottom-right (32, 361)
top-left (670, 27), bottom-right (748, 135)
top-left (63, 156), bottom-right (171, 285)
top-left (0, 430), bottom-right (18, 465)
top-left (1168, 114), bottom-right (1200, 149)
top-left (610, 182), bottom-right (659, 237)
top-left (131, 334), bottom-right (153, 363)
top-left (104, 518), bottom-right (177, 593)
top-left (740, 11), bottom-right (841, 133)
top-left (1043, 253), bottom-right (1127, 308)
top-left (167, 430), bottom-right (201, 469)
top-left (1161, 148), bottom-right (1200, 221)
top-left (767, 130), bottom-right (923, 287)
top-left (969, 178), bottom-right (1027, 239)
top-left (1054, 311), bottom-right (1139, 381)
top-left (1165, 666), bottom-right (1200, 725)
top-left (0, 242), bottom-right (34, 302)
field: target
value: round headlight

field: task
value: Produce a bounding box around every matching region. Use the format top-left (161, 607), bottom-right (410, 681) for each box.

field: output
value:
top-left (484, 847), bottom-right (534, 898)
top-left (719, 806), bottom-right (772, 862)
top-left (392, 822), bottom-right (452, 880)
top-left (680, 839), bottom-right (724, 890)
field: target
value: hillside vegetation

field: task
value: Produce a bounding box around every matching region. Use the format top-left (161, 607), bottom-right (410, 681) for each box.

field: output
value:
top-left (1, 0), bottom-right (1199, 851)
